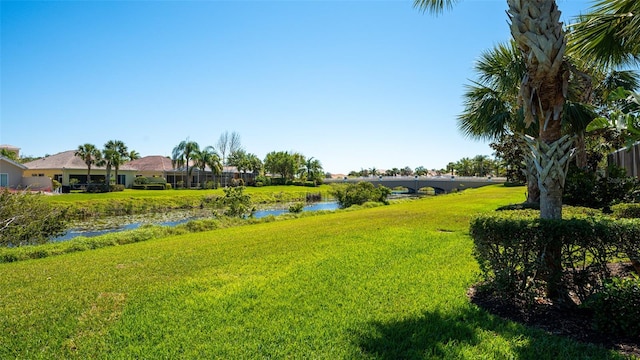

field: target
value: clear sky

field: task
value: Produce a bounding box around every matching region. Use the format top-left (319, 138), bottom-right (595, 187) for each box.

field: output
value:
top-left (1, 0), bottom-right (592, 174)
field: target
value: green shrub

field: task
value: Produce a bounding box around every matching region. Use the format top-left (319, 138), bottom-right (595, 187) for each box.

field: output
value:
top-left (230, 178), bottom-right (245, 187)
top-left (470, 209), bottom-right (640, 303)
top-left (254, 175), bottom-right (271, 186)
top-left (564, 164), bottom-right (640, 210)
top-left (584, 275), bottom-right (640, 337)
top-left (132, 184), bottom-right (165, 190)
top-left (611, 203), bottom-right (640, 219)
top-left (0, 189), bottom-right (67, 246)
top-left (221, 186), bottom-right (253, 217)
top-left (330, 182), bottom-right (391, 209)
top-left (289, 202), bottom-right (305, 213)
top-left (134, 177), bottom-right (149, 185)
top-left (109, 184), bottom-right (125, 192)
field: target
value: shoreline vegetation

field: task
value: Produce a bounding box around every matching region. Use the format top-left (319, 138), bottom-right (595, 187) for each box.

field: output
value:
top-left (0, 185), bottom-right (632, 358)
top-left (44, 185), bottom-right (334, 219)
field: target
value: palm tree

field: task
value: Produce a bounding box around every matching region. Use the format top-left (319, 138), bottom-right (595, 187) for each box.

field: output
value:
top-left (172, 139), bottom-right (200, 188)
top-left (75, 143), bottom-right (101, 185)
top-left (246, 153), bottom-right (262, 180)
top-left (201, 146), bottom-right (222, 188)
top-left (304, 157), bottom-right (323, 183)
top-left (569, 0), bottom-right (639, 69)
top-left (103, 140), bottom-right (128, 188)
top-left (416, 0), bottom-right (573, 302)
top-left (128, 150), bottom-right (141, 161)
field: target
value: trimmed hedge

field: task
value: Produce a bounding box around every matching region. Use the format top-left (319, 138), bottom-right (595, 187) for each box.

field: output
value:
top-left (470, 209), bottom-right (640, 303)
top-left (611, 203), bottom-right (640, 219)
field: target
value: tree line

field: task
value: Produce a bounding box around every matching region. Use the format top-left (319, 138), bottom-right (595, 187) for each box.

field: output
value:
top-left (67, 131), bottom-right (325, 191)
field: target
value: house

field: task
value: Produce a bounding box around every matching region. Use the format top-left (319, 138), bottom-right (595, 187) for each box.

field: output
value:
top-left (0, 144), bottom-right (20, 158)
top-left (608, 142), bottom-right (640, 178)
top-left (0, 155), bottom-right (27, 189)
top-left (126, 156), bottom-right (251, 188)
top-left (22, 150), bottom-right (138, 188)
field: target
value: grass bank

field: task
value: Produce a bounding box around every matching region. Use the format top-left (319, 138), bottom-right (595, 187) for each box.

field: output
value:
top-left (45, 185), bottom-right (333, 218)
top-left (0, 185), bottom-right (627, 359)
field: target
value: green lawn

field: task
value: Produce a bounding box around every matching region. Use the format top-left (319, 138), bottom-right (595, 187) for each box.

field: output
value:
top-left (0, 185), bottom-right (628, 359)
top-left (46, 185), bottom-right (333, 203)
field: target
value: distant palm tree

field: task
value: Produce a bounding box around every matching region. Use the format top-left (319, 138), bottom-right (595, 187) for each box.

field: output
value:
top-left (192, 146), bottom-right (218, 188)
top-left (172, 140), bottom-right (200, 188)
top-left (128, 150), bottom-right (141, 161)
top-left (304, 157), bottom-right (323, 183)
top-left (102, 140), bottom-right (128, 189)
top-left (201, 146), bottom-right (222, 188)
top-left (75, 143), bottom-right (101, 184)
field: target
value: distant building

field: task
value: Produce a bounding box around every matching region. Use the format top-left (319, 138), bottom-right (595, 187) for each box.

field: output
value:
top-left (0, 155), bottom-right (27, 189)
top-left (22, 150), bottom-right (138, 188)
top-left (0, 144), bottom-right (20, 158)
top-left (125, 156), bottom-right (249, 188)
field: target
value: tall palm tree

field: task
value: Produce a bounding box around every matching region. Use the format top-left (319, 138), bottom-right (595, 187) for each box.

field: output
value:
top-left (75, 143), bottom-right (101, 185)
top-left (172, 139), bottom-right (200, 188)
top-left (103, 140), bottom-right (128, 188)
top-left (415, 0), bottom-right (574, 302)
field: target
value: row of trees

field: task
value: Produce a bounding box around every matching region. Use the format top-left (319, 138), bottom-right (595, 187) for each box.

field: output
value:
top-left (170, 131), bottom-right (325, 188)
top-left (346, 157), bottom-right (500, 178)
top-left (75, 141), bottom-right (140, 187)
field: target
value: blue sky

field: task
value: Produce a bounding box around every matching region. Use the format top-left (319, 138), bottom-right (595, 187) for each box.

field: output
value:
top-left (1, 0), bottom-right (592, 174)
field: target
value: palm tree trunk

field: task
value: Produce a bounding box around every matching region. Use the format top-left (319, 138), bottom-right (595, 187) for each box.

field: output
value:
top-left (508, 0), bottom-right (574, 303)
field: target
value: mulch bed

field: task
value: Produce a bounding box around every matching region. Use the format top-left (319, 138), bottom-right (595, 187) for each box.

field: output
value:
top-left (468, 262), bottom-right (640, 358)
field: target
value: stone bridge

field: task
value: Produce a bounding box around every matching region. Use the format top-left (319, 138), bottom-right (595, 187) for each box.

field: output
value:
top-left (325, 176), bottom-right (505, 194)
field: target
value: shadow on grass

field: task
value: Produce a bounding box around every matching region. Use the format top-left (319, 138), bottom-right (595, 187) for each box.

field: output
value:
top-left (355, 306), bottom-right (624, 360)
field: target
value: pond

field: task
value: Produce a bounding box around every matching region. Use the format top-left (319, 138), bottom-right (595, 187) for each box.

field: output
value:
top-left (53, 201), bottom-right (340, 242)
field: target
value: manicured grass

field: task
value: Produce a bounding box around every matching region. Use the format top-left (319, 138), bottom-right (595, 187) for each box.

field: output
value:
top-left (44, 185), bottom-right (333, 218)
top-left (0, 185), bottom-right (628, 359)
top-left (46, 185), bottom-right (333, 203)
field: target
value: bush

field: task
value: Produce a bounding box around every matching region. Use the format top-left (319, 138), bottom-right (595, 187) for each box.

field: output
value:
top-left (132, 184), bottom-right (166, 190)
top-left (0, 189), bottom-right (67, 246)
top-left (611, 203), bottom-right (640, 219)
top-left (230, 178), bottom-right (245, 187)
top-left (221, 186), bottom-right (253, 217)
top-left (254, 175), bottom-right (271, 186)
top-left (330, 182), bottom-right (391, 209)
top-left (203, 181), bottom-right (218, 190)
top-left (86, 184), bottom-right (109, 193)
top-left (470, 209), bottom-right (640, 304)
top-left (564, 164), bottom-right (640, 211)
top-left (109, 184), bottom-right (125, 192)
top-left (289, 202), bottom-right (305, 213)
top-left (584, 275), bottom-right (640, 337)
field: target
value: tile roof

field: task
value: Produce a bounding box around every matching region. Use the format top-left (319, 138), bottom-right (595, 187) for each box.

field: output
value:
top-left (23, 150), bottom-right (137, 171)
top-left (0, 155), bottom-right (27, 170)
top-left (125, 156), bottom-right (174, 172)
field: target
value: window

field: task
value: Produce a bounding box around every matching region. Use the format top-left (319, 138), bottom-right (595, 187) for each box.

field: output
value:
top-left (117, 175), bottom-right (126, 185)
top-left (0, 173), bottom-right (7, 187)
